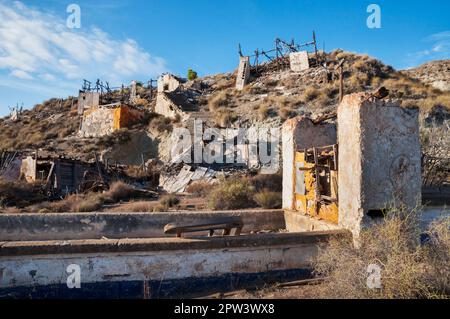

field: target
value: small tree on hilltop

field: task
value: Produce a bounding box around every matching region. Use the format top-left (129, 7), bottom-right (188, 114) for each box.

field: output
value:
top-left (187, 69), bottom-right (198, 81)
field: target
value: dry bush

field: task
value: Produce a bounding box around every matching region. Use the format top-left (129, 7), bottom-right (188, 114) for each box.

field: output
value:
top-left (302, 86), bottom-right (320, 102)
top-left (97, 129), bottom-right (131, 148)
top-left (314, 207), bottom-right (450, 299)
top-left (0, 179), bottom-right (46, 208)
top-left (159, 194), bottom-right (180, 210)
top-left (108, 201), bottom-right (156, 213)
top-left (152, 204), bottom-right (166, 212)
top-left (253, 190), bottom-right (282, 209)
top-left (73, 195), bottom-right (104, 212)
top-left (148, 115), bottom-right (173, 133)
top-left (186, 181), bottom-right (213, 197)
top-left (213, 109), bottom-right (237, 127)
top-left (104, 181), bottom-right (134, 202)
top-left (208, 91), bottom-right (231, 111)
top-left (418, 94), bottom-right (450, 112)
top-left (258, 104), bottom-right (270, 121)
top-left (32, 182), bottom-right (142, 213)
top-left (208, 176), bottom-right (256, 210)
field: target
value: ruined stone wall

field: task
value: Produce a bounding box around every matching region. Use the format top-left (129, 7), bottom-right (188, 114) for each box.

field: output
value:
top-left (337, 93), bottom-right (421, 239)
top-left (80, 105), bottom-right (144, 137)
top-left (80, 106), bottom-right (116, 137)
top-left (155, 93), bottom-right (185, 120)
top-left (20, 156), bottom-right (36, 182)
top-left (236, 56), bottom-right (250, 90)
top-left (77, 92), bottom-right (99, 115)
top-left (157, 74), bottom-right (182, 93)
top-left (282, 117), bottom-right (337, 210)
top-left (289, 51), bottom-right (310, 72)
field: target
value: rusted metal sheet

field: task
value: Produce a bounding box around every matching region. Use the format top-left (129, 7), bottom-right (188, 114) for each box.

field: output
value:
top-left (293, 146), bottom-right (338, 224)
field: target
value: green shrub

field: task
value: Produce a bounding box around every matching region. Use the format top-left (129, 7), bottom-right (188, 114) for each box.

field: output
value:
top-left (208, 177), bottom-right (255, 210)
top-left (187, 69), bottom-right (198, 81)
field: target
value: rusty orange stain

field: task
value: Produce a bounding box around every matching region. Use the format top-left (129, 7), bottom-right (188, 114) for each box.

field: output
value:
top-left (294, 151), bottom-right (338, 224)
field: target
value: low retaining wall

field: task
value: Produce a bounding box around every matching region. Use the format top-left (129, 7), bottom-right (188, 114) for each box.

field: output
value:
top-left (0, 231), bottom-right (348, 298)
top-left (0, 209), bottom-right (285, 242)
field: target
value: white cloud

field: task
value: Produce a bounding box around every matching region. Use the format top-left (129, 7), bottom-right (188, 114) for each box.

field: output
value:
top-left (10, 69), bottom-right (33, 79)
top-left (405, 31), bottom-right (450, 68)
top-left (0, 1), bottom-right (168, 90)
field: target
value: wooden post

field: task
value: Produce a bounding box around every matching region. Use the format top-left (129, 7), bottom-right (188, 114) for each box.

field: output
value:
top-left (338, 60), bottom-right (344, 102)
top-left (313, 31), bottom-right (318, 66)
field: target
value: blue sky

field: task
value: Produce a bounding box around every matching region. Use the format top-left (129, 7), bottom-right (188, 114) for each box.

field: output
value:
top-left (0, 0), bottom-right (449, 116)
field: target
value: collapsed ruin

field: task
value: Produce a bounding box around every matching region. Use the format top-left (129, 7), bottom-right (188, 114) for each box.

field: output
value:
top-left (77, 80), bottom-right (147, 138)
top-left (282, 92), bottom-right (422, 239)
top-left (79, 103), bottom-right (145, 137)
top-left (1, 28), bottom-right (447, 298)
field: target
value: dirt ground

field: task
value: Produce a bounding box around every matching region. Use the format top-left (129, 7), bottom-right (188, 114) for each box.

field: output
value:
top-left (197, 282), bottom-right (328, 299)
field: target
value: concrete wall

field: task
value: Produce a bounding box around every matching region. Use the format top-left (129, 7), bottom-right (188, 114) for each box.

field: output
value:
top-left (284, 211), bottom-right (341, 232)
top-left (0, 231), bottom-right (348, 298)
top-left (80, 105), bottom-right (144, 137)
top-left (337, 93), bottom-right (421, 239)
top-left (289, 51), bottom-right (310, 72)
top-left (77, 92), bottom-right (99, 115)
top-left (0, 210), bottom-right (286, 241)
top-left (236, 56), bottom-right (250, 90)
top-left (155, 93), bottom-right (184, 120)
top-left (282, 117), bottom-right (337, 210)
top-left (20, 156), bottom-right (36, 182)
top-left (157, 74), bottom-right (182, 93)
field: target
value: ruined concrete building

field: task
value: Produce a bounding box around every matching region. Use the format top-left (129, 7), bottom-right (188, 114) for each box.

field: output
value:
top-left (77, 92), bottom-right (100, 115)
top-left (235, 56), bottom-right (250, 90)
top-left (157, 73), bottom-right (185, 93)
top-left (155, 73), bottom-right (199, 120)
top-left (20, 155), bottom-right (99, 194)
top-left (337, 93), bottom-right (421, 239)
top-left (282, 93), bottom-right (421, 239)
top-left (79, 102), bottom-right (145, 137)
top-left (77, 81), bottom-right (146, 137)
top-left (289, 51), bottom-right (310, 72)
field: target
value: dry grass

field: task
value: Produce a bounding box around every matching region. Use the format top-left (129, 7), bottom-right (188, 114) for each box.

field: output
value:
top-left (258, 104), bottom-right (270, 121)
top-left (29, 181), bottom-right (144, 213)
top-left (186, 181), bottom-right (213, 197)
top-left (159, 194), bottom-right (180, 210)
top-left (107, 200), bottom-right (157, 212)
top-left (213, 108), bottom-right (237, 127)
top-left (208, 91), bottom-right (231, 112)
top-left (302, 87), bottom-right (320, 102)
top-left (148, 115), bottom-right (173, 133)
top-left (314, 207), bottom-right (450, 299)
top-left (253, 190), bottom-right (282, 209)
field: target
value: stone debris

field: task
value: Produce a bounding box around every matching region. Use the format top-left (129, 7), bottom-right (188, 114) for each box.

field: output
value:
top-left (159, 164), bottom-right (218, 193)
